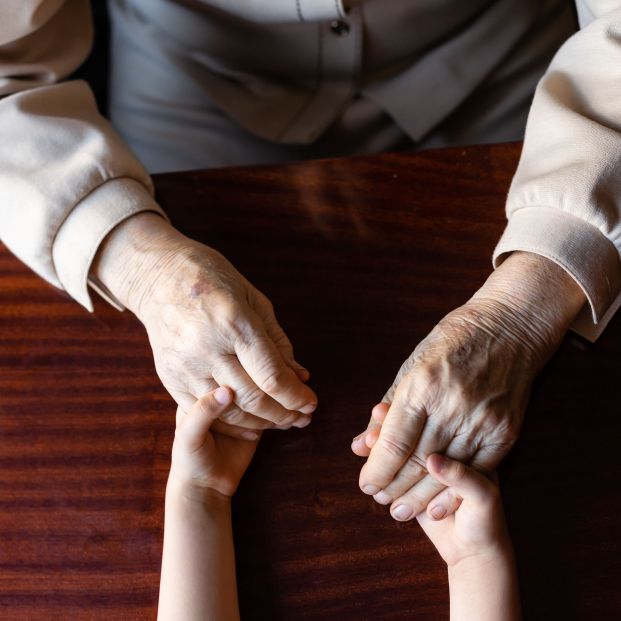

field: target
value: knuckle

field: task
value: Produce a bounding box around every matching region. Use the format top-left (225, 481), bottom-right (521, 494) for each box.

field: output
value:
top-left (484, 408), bottom-right (522, 447)
top-left (239, 388), bottom-right (269, 415)
top-left (275, 412), bottom-right (297, 426)
top-left (277, 337), bottom-right (295, 360)
top-left (216, 299), bottom-right (253, 340)
top-left (219, 407), bottom-right (244, 426)
top-left (258, 292), bottom-right (275, 315)
top-left (380, 433), bottom-right (413, 459)
top-left (503, 418), bottom-right (521, 445)
top-left (257, 365), bottom-right (290, 396)
top-left (405, 452), bottom-right (427, 473)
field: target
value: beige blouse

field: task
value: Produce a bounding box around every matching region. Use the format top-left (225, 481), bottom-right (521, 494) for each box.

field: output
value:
top-left (0, 0), bottom-right (620, 341)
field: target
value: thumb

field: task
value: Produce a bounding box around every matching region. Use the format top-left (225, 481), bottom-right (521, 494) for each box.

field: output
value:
top-left (426, 454), bottom-right (495, 506)
top-left (177, 387), bottom-right (234, 451)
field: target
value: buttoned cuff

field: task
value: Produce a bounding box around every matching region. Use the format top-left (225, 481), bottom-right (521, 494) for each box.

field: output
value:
top-left (493, 206), bottom-right (621, 342)
top-left (52, 177), bottom-right (168, 312)
top-left (297, 0), bottom-right (346, 22)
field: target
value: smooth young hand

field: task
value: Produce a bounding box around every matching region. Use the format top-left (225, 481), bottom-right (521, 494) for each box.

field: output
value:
top-left (416, 454), bottom-right (511, 568)
top-left (169, 386), bottom-right (260, 499)
top-left (159, 386), bottom-right (255, 621)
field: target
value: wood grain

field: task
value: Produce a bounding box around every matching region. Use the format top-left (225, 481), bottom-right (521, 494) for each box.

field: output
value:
top-left (1, 144), bottom-right (619, 620)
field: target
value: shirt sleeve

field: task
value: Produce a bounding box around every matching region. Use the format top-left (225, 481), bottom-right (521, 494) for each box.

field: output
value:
top-left (0, 0), bottom-right (166, 311)
top-left (493, 2), bottom-right (621, 342)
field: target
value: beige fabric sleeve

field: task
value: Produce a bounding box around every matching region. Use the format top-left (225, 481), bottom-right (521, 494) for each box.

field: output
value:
top-left (0, 0), bottom-right (166, 311)
top-left (493, 2), bottom-right (621, 342)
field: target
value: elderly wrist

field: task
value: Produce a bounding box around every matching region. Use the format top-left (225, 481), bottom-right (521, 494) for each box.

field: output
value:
top-left (92, 213), bottom-right (186, 316)
top-left (472, 251), bottom-right (585, 364)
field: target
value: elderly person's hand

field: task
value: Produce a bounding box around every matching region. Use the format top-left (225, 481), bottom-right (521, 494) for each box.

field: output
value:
top-left (352, 251), bottom-right (585, 521)
top-left (93, 213), bottom-right (317, 436)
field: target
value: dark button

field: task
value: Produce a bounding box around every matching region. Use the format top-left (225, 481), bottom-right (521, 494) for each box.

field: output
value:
top-left (330, 20), bottom-right (350, 36)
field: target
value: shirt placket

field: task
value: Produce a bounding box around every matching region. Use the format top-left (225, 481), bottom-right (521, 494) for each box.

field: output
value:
top-left (277, 8), bottom-right (362, 143)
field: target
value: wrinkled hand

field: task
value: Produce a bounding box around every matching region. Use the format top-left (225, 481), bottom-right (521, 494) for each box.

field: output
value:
top-left (354, 300), bottom-right (534, 521)
top-left (352, 252), bottom-right (585, 521)
top-left (94, 214), bottom-right (317, 434)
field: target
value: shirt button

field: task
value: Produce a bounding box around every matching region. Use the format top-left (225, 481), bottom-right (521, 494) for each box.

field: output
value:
top-left (330, 20), bottom-right (350, 36)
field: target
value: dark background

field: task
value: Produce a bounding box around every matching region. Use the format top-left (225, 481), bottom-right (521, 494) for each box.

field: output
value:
top-left (73, 2), bottom-right (111, 114)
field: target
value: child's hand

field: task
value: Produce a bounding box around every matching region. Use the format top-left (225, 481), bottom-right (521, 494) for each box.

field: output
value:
top-left (416, 454), bottom-right (512, 568)
top-left (169, 387), bottom-right (260, 499)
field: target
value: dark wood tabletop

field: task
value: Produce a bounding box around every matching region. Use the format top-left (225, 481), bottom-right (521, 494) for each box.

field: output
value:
top-left (1, 143), bottom-right (619, 620)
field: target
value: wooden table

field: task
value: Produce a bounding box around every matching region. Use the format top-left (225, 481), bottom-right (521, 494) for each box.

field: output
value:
top-left (1, 144), bottom-right (619, 620)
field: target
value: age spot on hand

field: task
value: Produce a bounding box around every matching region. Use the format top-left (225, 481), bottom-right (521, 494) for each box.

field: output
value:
top-left (190, 276), bottom-right (213, 299)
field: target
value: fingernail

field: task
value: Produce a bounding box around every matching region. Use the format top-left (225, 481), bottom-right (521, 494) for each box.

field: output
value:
top-left (362, 485), bottom-right (380, 495)
top-left (241, 431), bottom-right (259, 441)
top-left (293, 416), bottom-right (312, 428)
top-left (391, 504), bottom-right (413, 521)
top-left (214, 386), bottom-right (231, 405)
top-left (373, 491), bottom-right (392, 505)
top-left (300, 403), bottom-right (317, 415)
top-left (430, 504), bottom-right (447, 520)
top-left (351, 434), bottom-right (363, 444)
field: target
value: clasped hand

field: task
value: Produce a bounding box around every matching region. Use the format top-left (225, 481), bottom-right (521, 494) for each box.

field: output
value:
top-left (99, 218), bottom-right (580, 522)
top-left (97, 214), bottom-right (318, 438)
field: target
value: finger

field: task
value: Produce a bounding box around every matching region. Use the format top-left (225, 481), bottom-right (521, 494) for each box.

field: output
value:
top-left (389, 473), bottom-right (446, 521)
top-left (264, 318), bottom-right (311, 382)
top-left (423, 450), bottom-right (499, 521)
top-left (175, 405), bottom-right (186, 428)
top-left (251, 290), bottom-right (311, 382)
top-left (213, 358), bottom-right (312, 428)
top-left (426, 453), bottom-right (496, 504)
top-left (372, 418), bottom-right (459, 505)
top-left (351, 434), bottom-right (372, 457)
top-left (170, 390), bottom-right (197, 417)
top-left (191, 379), bottom-right (276, 431)
top-left (426, 486), bottom-right (463, 521)
top-left (210, 420), bottom-right (261, 442)
top-left (177, 387), bottom-right (234, 451)
top-left (365, 427), bottom-right (380, 449)
top-left (468, 443), bottom-right (507, 474)
top-left (350, 403), bottom-right (388, 457)
top-left (371, 454), bottom-right (427, 507)
top-left (372, 402), bottom-right (390, 424)
top-left (219, 408), bottom-right (276, 430)
top-left (235, 329), bottom-right (317, 415)
top-left (358, 395), bottom-right (427, 495)
top-left (292, 366), bottom-right (311, 382)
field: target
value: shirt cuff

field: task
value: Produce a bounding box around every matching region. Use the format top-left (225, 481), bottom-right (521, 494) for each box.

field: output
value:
top-left (493, 206), bottom-right (621, 342)
top-left (52, 177), bottom-right (168, 312)
top-left (297, 0), bottom-right (346, 22)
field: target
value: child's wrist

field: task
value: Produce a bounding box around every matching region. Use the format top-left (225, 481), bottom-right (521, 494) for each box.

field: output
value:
top-left (447, 542), bottom-right (514, 574)
top-left (166, 473), bottom-right (233, 510)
